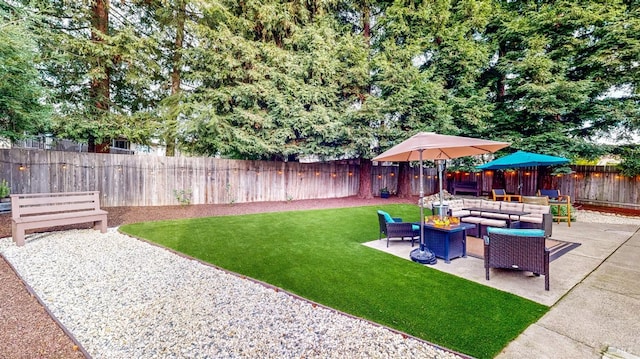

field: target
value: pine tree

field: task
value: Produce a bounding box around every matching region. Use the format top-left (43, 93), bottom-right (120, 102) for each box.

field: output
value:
top-left (21, 0), bottom-right (165, 149)
top-left (0, 3), bottom-right (50, 142)
top-left (178, 0), bottom-right (369, 161)
top-left (484, 0), bottom-right (639, 156)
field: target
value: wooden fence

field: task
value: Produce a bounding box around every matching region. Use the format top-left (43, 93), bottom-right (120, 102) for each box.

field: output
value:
top-left (0, 149), bottom-right (359, 207)
top-left (1, 149), bottom-right (639, 209)
top-left (568, 165), bottom-right (640, 209)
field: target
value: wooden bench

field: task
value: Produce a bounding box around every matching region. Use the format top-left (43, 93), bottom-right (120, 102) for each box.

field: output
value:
top-left (452, 181), bottom-right (480, 196)
top-left (11, 191), bottom-right (108, 246)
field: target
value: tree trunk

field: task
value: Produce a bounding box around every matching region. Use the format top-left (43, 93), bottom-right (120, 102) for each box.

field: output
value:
top-left (362, 1), bottom-right (372, 96)
top-left (355, 3), bottom-right (374, 200)
top-left (357, 157), bottom-right (373, 199)
top-left (165, 0), bottom-right (185, 157)
top-left (89, 0), bottom-right (109, 153)
top-left (397, 162), bottom-right (412, 198)
top-left (362, 4), bottom-right (370, 41)
top-left (497, 43), bottom-right (506, 100)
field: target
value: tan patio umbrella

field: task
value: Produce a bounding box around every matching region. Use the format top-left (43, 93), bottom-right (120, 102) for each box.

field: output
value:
top-left (373, 132), bottom-right (510, 264)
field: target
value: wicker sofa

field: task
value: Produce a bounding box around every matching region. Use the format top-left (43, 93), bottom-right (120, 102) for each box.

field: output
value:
top-left (423, 198), bottom-right (552, 238)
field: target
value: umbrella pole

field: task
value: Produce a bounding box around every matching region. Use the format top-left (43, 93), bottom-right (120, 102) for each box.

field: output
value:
top-left (410, 150), bottom-right (436, 264)
top-left (438, 159), bottom-right (444, 210)
top-left (419, 150), bottom-right (425, 251)
top-left (518, 170), bottom-right (522, 195)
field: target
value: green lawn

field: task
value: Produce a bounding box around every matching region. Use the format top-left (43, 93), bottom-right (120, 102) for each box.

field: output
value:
top-left (120, 204), bottom-right (547, 358)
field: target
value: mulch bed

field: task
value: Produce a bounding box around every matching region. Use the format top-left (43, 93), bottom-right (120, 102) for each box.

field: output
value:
top-left (0, 256), bottom-right (86, 359)
top-left (0, 196), bottom-right (418, 239)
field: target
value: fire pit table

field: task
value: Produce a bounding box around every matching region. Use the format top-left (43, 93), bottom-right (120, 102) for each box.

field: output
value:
top-left (414, 221), bottom-right (476, 263)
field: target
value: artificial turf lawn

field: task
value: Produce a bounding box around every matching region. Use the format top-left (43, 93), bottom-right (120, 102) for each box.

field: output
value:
top-left (120, 204), bottom-right (548, 358)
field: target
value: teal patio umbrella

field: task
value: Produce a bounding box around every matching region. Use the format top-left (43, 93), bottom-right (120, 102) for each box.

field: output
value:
top-left (477, 150), bottom-right (570, 195)
top-left (476, 150), bottom-right (569, 170)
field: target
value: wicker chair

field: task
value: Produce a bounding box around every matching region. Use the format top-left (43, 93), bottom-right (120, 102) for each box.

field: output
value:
top-left (491, 189), bottom-right (509, 201)
top-left (377, 211), bottom-right (420, 248)
top-left (537, 189), bottom-right (569, 202)
top-left (484, 228), bottom-right (550, 290)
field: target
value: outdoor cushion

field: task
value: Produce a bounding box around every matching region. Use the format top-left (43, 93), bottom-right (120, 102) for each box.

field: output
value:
top-left (481, 200), bottom-right (501, 210)
top-left (480, 219), bottom-right (507, 227)
top-left (487, 227), bottom-right (545, 237)
top-left (522, 204), bottom-right (550, 217)
top-left (519, 215), bottom-right (544, 224)
top-left (501, 202), bottom-right (526, 220)
top-left (445, 199), bottom-right (465, 211)
top-left (462, 198), bottom-right (482, 208)
top-left (377, 210), bottom-right (397, 223)
top-left (501, 202), bottom-right (525, 212)
top-left (461, 216), bottom-right (484, 223)
top-left (462, 198), bottom-right (483, 216)
top-left (451, 209), bottom-right (471, 217)
top-left (480, 219), bottom-right (508, 238)
top-left (481, 212), bottom-right (510, 220)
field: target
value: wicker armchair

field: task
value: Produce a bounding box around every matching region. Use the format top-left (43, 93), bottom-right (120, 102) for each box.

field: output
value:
top-left (484, 228), bottom-right (550, 290)
top-left (377, 211), bottom-right (420, 248)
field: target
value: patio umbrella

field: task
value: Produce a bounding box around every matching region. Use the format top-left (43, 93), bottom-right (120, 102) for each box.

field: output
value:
top-left (476, 150), bottom-right (569, 170)
top-left (476, 150), bottom-right (570, 194)
top-left (373, 132), bottom-right (510, 264)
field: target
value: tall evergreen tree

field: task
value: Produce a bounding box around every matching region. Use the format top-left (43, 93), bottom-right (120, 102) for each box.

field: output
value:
top-left (178, 0), bottom-right (369, 161)
top-left (333, 0), bottom-right (387, 198)
top-left (20, 0), bottom-right (165, 149)
top-left (369, 0), bottom-right (495, 194)
top-left (132, 0), bottom-right (191, 156)
top-left (484, 0), bottom-right (639, 157)
top-left (0, 3), bottom-right (50, 142)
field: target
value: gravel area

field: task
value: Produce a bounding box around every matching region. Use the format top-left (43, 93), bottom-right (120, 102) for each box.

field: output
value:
top-left (1, 229), bottom-right (461, 359)
top-left (1, 196), bottom-right (639, 359)
top-left (575, 210), bottom-right (640, 225)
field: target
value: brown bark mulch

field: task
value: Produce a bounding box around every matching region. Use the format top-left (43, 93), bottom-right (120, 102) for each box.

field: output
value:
top-left (0, 256), bottom-right (86, 359)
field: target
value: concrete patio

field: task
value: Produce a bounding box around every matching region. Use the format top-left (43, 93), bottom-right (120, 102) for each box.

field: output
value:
top-left (364, 215), bottom-right (640, 358)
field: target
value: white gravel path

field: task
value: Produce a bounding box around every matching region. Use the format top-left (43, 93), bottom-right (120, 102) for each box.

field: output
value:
top-left (575, 210), bottom-right (640, 225)
top-left (0, 228), bottom-right (461, 359)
